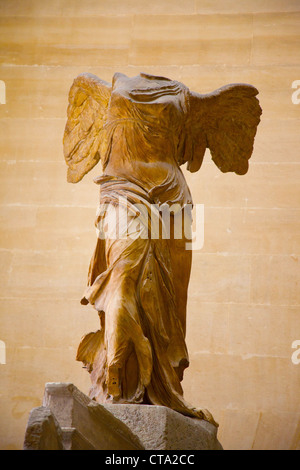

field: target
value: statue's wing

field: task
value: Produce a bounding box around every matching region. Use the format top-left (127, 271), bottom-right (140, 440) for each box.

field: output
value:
top-left (63, 73), bottom-right (111, 183)
top-left (187, 84), bottom-right (262, 174)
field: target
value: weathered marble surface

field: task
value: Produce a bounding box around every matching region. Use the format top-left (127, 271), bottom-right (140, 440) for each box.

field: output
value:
top-left (64, 72), bottom-right (261, 425)
top-left (23, 383), bottom-right (222, 450)
top-left (104, 403), bottom-right (223, 450)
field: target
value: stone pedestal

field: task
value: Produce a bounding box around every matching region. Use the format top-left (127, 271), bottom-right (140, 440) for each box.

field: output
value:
top-left (23, 383), bottom-right (222, 450)
top-left (103, 403), bottom-right (222, 450)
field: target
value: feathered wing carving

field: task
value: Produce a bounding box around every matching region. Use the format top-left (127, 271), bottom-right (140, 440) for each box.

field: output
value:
top-left (63, 73), bottom-right (111, 183)
top-left (187, 84), bottom-right (262, 174)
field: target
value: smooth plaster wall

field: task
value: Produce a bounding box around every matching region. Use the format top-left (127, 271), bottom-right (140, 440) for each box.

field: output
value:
top-left (0, 0), bottom-right (299, 450)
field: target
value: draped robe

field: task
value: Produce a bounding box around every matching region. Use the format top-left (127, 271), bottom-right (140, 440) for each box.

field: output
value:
top-left (76, 74), bottom-right (215, 424)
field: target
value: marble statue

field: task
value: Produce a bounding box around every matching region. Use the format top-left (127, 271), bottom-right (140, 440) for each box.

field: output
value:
top-left (63, 72), bottom-right (262, 426)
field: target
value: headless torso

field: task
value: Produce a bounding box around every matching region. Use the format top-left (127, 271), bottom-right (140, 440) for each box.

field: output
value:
top-left (101, 72), bottom-right (193, 208)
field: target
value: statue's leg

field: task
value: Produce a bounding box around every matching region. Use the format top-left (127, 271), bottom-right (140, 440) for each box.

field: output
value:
top-left (168, 211), bottom-right (192, 337)
top-left (106, 365), bottom-right (121, 399)
top-left (102, 236), bottom-right (152, 402)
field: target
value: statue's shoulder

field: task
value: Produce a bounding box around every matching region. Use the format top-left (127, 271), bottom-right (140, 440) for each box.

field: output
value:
top-left (112, 72), bottom-right (188, 106)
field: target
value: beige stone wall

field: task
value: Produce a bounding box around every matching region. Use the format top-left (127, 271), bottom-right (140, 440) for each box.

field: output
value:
top-left (0, 0), bottom-right (299, 450)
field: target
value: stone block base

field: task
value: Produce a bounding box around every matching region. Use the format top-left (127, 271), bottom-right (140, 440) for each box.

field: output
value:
top-left (103, 403), bottom-right (222, 450)
top-left (23, 383), bottom-right (222, 450)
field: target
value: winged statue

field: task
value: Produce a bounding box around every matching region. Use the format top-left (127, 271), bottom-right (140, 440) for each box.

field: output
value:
top-left (63, 72), bottom-right (262, 426)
